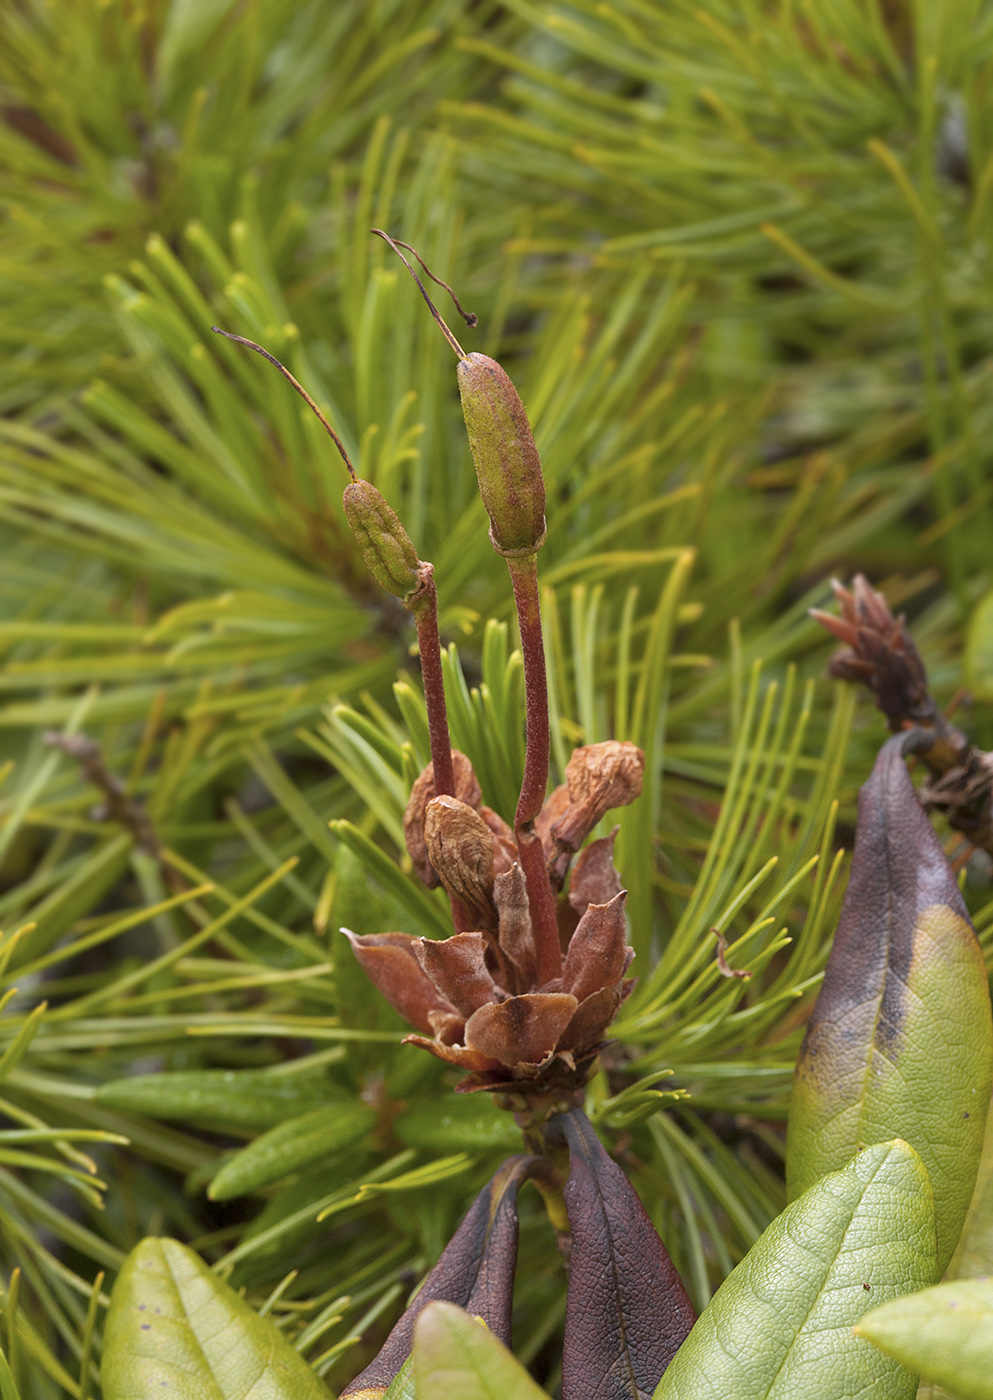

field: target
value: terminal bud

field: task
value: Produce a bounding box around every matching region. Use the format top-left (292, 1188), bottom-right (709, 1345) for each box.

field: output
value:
top-left (342, 479), bottom-right (427, 607)
top-left (457, 353), bottom-right (546, 557)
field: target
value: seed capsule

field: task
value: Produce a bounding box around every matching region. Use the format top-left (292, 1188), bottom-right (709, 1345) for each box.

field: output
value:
top-left (342, 479), bottom-right (427, 607)
top-left (457, 353), bottom-right (546, 557)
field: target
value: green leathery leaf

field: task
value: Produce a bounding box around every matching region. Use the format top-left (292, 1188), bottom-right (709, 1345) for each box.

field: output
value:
top-left (94, 1069), bottom-right (340, 1131)
top-left (412, 1301), bottom-right (547, 1400)
top-left (654, 1140), bottom-right (937, 1400)
top-left (786, 734), bottom-right (993, 1271)
top-left (949, 1094), bottom-right (993, 1280)
top-left (395, 1094), bottom-right (522, 1154)
top-left (857, 1277), bottom-right (993, 1400)
top-left (207, 1101), bottom-right (377, 1200)
top-left (102, 1236), bottom-right (331, 1400)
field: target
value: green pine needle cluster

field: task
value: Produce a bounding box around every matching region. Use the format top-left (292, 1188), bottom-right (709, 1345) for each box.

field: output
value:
top-left (1, 1), bottom-right (993, 1396)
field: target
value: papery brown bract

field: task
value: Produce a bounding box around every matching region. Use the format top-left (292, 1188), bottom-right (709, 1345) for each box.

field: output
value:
top-left (561, 890), bottom-right (629, 1002)
top-left (403, 751), bottom-right (482, 888)
top-left (568, 829), bottom-right (623, 918)
top-left (423, 795), bottom-right (497, 929)
top-left (415, 932), bottom-right (502, 1019)
top-left (340, 1154), bottom-right (537, 1399)
top-left (556, 1109), bottom-right (695, 1400)
top-left (341, 931), bottom-right (462, 1042)
top-left (552, 742), bottom-right (644, 856)
top-left (494, 863), bottom-right (537, 992)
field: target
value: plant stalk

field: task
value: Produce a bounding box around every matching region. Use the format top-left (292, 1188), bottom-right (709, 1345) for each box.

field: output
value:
top-left (507, 554), bottom-right (561, 983)
top-left (412, 572), bottom-right (455, 799)
top-left (412, 572), bottom-right (473, 931)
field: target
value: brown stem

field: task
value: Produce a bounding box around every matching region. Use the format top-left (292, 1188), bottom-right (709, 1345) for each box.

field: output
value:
top-left (507, 555), bottom-right (561, 983)
top-left (509, 556), bottom-right (550, 825)
top-left (412, 573), bottom-right (472, 932)
top-left (44, 731), bottom-right (185, 895)
top-left (412, 572), bottom-right (455, 799)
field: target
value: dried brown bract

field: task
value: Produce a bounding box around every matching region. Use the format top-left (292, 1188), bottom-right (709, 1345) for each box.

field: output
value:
top-left (551, 741), bottom-right (645, 856)
top-left (423, 796), bottom-right (497, 930)
top-left (348, 885), bottom-right (635, 1094)
top-left (403, 751), bottom-right (482, 887)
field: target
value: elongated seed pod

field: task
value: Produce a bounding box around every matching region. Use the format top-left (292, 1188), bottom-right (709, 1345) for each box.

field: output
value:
top-left (457, 353), bottom-right (546, 557)
top-left (342, 479), bottom-right (426, 606)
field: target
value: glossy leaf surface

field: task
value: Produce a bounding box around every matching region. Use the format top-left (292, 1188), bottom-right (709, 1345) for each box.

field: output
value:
top-left (654, 1140), bottom-right (936, 1400)
top-left (558, 1108), bottom-right (694, 1399)
top-left (787, 734), bottom-right (992, 1270)
top-left (102, 1236), bottom-right (330, 1400)
top-left (949, 1094), bottom-right (993, 1281)
top-left (95, 1069), bottom-right (338, 1131)
top-left (857, 1276), bottom-right (993, 1400)
top-left (412, 1301), bottom-right (547, 1400)
top-left (208, 1101), bottom-right (376, 1200)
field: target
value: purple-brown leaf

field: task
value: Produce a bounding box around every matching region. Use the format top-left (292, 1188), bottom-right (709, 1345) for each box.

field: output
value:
top-left (340, 1154), bottom-right (536, 1398)
top-left (557, 1108), bottom-right (695, 1400)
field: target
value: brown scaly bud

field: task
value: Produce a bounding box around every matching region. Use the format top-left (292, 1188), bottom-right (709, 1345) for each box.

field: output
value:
top-left (342, 479), bottom-right (429, 609)
top-left (810, 575), bottom-right (935, 731)
top-left (456, 353), bottom-right (546, 558)
top-left (551, 741), bottom-right (645, 856)
top-left (404, 752), bottom-right (482, 887)
top-left (814, 576), bottom-right (993, 864)
top-left (423, 796), bottom-right (497, 930)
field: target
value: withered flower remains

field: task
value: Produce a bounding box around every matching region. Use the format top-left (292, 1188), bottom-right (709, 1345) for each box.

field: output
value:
top-left (336, 235), bottom-right (648, 1102)
top-left (218, 248), bottom-right (692, 1400)
top-left (346, 744), bottom-right (642, 1093)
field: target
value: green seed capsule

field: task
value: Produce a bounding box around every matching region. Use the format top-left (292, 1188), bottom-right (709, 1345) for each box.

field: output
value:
top-left (343, 479), bottom-right (426, 605)
top-left (457, 353), bottom-right (546, 557)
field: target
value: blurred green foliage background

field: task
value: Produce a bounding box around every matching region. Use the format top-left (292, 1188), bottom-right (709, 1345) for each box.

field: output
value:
top-left (2, 1), bottom-right (993, 1395)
